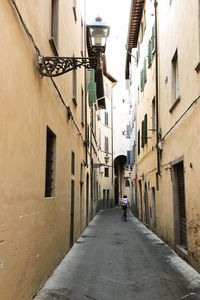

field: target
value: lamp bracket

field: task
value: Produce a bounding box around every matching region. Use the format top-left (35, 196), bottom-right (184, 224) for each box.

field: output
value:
top-left (38, 56), bottom-right (98, 77)
top-left (93, 163), bottom-right (105, 168)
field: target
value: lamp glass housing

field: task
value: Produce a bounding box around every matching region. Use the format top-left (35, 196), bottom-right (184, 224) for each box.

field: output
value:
top-left (104, 153), bottom-right (109, 165)
top-left (88, 17), bottom-right (110, 52)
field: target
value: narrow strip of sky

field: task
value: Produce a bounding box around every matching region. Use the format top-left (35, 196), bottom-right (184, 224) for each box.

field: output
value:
top-left (83, 0), bottom-right (131, 79)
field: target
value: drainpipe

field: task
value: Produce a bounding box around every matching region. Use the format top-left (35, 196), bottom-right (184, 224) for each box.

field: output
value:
top-left (154, 0), bottom-right (161, 176)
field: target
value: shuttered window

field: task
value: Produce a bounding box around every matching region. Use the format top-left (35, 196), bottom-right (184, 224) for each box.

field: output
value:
top-left (148, 39), bottom-right (152, 68)
top-left (140, 69), bottom-right (144, 91)
top-left (105, 137), bottom-right (109, 152)
top-left (141, 114), bottom-right (148, 148)
top-left (144, 58), bottom-right (147, 83)
top-left (141, 120), bottom-right (145, 148)
top-left (151, 23), bottom-right (155, 53)
top-left (144, 114), bottom-right (148, 144)
top-left (138, 130), bottom-right (140, 154)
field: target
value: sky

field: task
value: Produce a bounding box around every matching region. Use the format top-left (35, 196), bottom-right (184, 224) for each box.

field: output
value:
top-left (83, 0), bottom-right (132, 79)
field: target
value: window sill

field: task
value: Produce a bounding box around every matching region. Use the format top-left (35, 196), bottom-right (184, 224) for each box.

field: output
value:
top-left (169, 96), bottom-right (181, 113)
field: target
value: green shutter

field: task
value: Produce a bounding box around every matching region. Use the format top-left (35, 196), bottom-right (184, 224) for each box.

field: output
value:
top-left (140, 69), bottom-right (144, 91)
top-left (148, 40), bottom-right (151, 68)
top-left (144, 58), bottom-right (147, 83)
top-left (151, 24), bottom-right (155, 52)
top-left (144, 114), bottom-right (148, 144)
top-left (141, 120), bottom-right (145, 148)
top-left (138, 130), bottom-right (140, 154)
top-left (86, 69), bottom-right (96, 107)
top-left (88, 82), bottom-right (97, 107)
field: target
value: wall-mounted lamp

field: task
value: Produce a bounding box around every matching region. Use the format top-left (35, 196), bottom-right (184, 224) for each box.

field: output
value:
top-left (104, 153), bottom-right (109, 165)
top-left (93, 153), bottom-right (110, 168)
top-left (37, 17), bottom-right (110, 77)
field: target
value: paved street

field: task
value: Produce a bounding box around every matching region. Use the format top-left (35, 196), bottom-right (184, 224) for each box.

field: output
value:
top-left (34, 208), bottom-right (200, 300)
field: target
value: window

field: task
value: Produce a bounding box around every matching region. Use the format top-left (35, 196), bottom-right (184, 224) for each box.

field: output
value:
top-left (138, 130), bottom-right (140, 155)
top-left (104, 167), bottom-right (109, 177)
top-left (151, 24), bottom-right (155, 54)
top-left (140, 69), bottom-right (144, 91)
top-left (141, 114), bottom-right (148, 147)
top-left (152, 97), bottom-right (156, 130)
top-left (81, 87), bottom-right (84, 125)
top-left (132, 142), bottom-right (136, 164)
top-left (125, 179), bottom-right (130, 187)
top-left (127, 150), bottom-right (131, 165)
top-left (45, 127), bottom-right (56, 197)
top-left (50, 0), bottom-right (59, 55)
top-left (105, 137), bottom-right (109, 153)
top-left (71, 151), bottom-right (75, 175)
top-left (144, 114), bottom-right (148, 144)
top-left (144, 58), bottom-right (147, 83)
top-left (148, 39), bottom-right (152, 68)
top-left (105, 111), bottom-right (109, 126)
top-left (172, 49), bottom-right (179, 101)
top-left (126, 124), bottom-right (130, 138)
top-left (103, 189), bottom-right (106, 200)
top-left (141, 120), bottom-right (145, 148)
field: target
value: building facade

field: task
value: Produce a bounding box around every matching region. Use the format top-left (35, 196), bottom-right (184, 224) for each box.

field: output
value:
top-left (0, 1), bottom-right (114, 299)
top-left (126, 0), bottom-right (200, 272)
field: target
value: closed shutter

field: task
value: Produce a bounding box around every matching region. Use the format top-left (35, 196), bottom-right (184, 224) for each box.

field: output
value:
top-left (144, 114), bottom-right (148, 144)
top-left (141, 120), bottom-right (145, 148)
top-left (138, 130), bottom-right (140, 154)
top-left (148, 39), bottom-right (151, 68)
top-left (144, 58), bottom-right (147, 83)
top-left (177, 162), bottom-right (187, 248)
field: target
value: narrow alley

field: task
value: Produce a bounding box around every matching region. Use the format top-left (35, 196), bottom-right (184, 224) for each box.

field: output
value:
top-left (34, 208), bottom-right (200, 300)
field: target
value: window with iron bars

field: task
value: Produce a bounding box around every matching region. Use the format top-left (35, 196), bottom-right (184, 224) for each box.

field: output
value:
top-left (45, 127), bottom-right (56, 197)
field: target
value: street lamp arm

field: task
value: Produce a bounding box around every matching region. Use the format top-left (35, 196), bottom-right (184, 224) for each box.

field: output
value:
top-left (38, 56), bottom-right (98, 77)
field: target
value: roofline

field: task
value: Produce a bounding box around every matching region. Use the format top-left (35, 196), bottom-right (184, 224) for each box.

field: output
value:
top-left (125, 0), bottom-right (144, 79)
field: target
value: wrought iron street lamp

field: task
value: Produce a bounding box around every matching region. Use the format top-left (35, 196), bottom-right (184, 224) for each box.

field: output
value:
top-left (93, 153), bottom-right (110, 168)
top-left (37, 17), bottom-right (110, 77)
top-left (104, 153), bottom-right (109, 165)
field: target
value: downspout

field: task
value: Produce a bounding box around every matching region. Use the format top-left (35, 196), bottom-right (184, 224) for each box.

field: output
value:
top-left (154, 0), bottom-right (161, 176)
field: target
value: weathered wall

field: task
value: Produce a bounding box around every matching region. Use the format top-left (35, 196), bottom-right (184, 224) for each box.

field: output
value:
top-left (0, 1), bottom-right (90, 299)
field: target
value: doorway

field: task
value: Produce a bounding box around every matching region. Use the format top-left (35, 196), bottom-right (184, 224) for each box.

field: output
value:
top-left (144, 182), bottom-right (150, 226)
top-left (86, 173), bottom-right (89, 225)
top-left (151, 187), bottom-right (156, 228)
top-left (138, 180), bottom-right (143, 222)
top-left (70, 179), bottom-right (75, 248)
top-left (173, 161), bottom-right (187, 249)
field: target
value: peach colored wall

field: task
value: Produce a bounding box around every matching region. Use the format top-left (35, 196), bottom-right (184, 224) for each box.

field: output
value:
top-left (0, 1), bottom-right (90, 299)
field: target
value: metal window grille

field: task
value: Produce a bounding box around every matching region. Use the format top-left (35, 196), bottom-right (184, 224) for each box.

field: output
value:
top-left (45, 127), bottom-right (56, 197)
top-left (71, 151), bottom-right (75, 175)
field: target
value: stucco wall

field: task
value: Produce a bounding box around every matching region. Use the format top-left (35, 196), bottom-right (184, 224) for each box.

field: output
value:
top-left (0, 1), bottom-right (90, 299)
